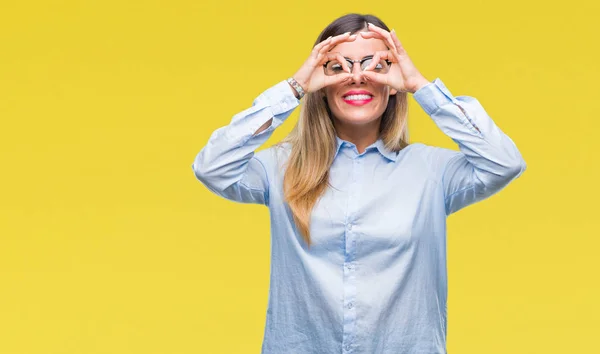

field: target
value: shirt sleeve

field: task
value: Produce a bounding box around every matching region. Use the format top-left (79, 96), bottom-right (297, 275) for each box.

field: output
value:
top-left (191, 80), bottom-right (300, 206)
top-left (412, 78), bottom-right (527, 215)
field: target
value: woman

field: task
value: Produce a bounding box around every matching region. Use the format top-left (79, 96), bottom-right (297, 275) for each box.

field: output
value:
top-left (192, 13), bottom-right (525, 354)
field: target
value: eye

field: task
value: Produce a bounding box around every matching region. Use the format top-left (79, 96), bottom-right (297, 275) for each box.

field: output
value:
top-left (331, 63), bottom-right (344, 72)
top-left (362, 59), bottom-right (385, 71)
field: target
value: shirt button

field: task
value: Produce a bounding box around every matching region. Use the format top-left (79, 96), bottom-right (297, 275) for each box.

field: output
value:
top-left (347, 301), bottom-right (354, 309)
top-left (347, 223), bottom-right (352, 231)
top-left (344, 343), bottom-right (351, 351)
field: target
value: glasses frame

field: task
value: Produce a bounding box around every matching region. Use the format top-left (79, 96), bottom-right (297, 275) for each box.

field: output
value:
top-left (323, 55), bottom-right (392, 75)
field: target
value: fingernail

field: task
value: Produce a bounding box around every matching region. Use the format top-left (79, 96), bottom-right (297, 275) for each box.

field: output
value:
top-left (368, 22), bottom-right (375, 27)
top-left (391, 29), bottom-right (396, 35)
top-left (343, 31), bottom-right (351, 35)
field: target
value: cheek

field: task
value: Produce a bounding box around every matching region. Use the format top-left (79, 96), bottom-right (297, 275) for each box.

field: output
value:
top-left (377, 86), bottom-right (391, 97)
top-left (324, 87), bottom-right (339, 100)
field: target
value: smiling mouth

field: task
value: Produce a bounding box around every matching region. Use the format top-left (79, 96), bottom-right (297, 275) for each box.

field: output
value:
top-left (343, 94), bottom-right (373, 106)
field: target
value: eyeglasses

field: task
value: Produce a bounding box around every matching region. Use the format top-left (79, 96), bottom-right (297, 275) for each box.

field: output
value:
top-left (323, 55), bottom-right (392, 76)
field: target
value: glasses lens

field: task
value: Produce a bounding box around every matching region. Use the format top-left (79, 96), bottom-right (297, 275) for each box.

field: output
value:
top-left (361, 58), bottom-right (390, 73)
top-left (324, 60), bottom-right (347, 76)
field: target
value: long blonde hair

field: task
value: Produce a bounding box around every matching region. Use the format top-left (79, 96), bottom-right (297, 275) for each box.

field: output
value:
top-left (274, 13), bottom-right (410, 248)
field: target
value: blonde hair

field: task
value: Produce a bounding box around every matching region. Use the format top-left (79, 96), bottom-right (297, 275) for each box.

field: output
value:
top-left (274, 13), bottom-right (410, 248)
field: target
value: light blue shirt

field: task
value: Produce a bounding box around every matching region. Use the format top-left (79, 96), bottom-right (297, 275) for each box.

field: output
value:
top-left (191, 78), bottom-right (526, 354)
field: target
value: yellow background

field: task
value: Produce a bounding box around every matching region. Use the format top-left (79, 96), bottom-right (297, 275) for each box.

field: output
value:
top-left (1, 0), bottom-right (598, 353)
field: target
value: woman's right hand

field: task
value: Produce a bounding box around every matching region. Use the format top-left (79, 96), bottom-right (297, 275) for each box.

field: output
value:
top-left (292, 32), bottom-right (358, 93)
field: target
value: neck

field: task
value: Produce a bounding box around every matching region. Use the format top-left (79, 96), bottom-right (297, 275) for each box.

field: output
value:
top-left (333, 117), bottom-right (381, 154)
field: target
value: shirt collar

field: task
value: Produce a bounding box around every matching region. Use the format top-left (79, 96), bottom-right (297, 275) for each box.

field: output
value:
top-left (334, 135), bottom-right (398, 162)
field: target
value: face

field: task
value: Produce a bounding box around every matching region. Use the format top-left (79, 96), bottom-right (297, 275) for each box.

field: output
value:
top-left (322, 32), bottom-right (397, 128)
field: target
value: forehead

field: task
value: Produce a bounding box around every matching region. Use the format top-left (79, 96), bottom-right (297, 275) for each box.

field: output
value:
top-left (328, 35), bottom-right (389, 59)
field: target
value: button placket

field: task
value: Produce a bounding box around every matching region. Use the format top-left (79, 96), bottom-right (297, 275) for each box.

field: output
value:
top-left (342, 157), bottom-right (362, 354)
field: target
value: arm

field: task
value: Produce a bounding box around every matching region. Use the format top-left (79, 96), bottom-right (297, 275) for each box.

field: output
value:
top-left (191, 80), bottom-right (300, 205)
top-left (412, 78), bottom-right (526, 215)
top-left (253, 82), bottom-right (302, 136)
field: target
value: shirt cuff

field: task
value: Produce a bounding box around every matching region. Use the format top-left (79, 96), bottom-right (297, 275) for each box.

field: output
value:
top-left (412, 78), bottom-right (456, 116)
top-left (257, 80), bottom-right (301, 116)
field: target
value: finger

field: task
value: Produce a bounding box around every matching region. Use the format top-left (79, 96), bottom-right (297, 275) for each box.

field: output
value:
top-left (312, 35), bottom-right (333, 56)
top-left (390, 29), bottom-right (406, 54)
top-left (359, 31), bottom-right (397, 55)
top-left (327, 72), bottom-right (354, 86)
top-left (359, 31), bottom-right (378, 39)
top-left (322, 52), bottom-right (351, 73)
top-left (345, 34), bottom-right (358, 44)
top-left (366, 23), bottom-right (397, 52)
top-left (361, 70), bottom-right (389, 86)
top-left (333, 52), bottom-right (351, 73)
top-left (319, 32), bottom-right (354, 55)
top-left (366, 51), bottom-right (397, 73)
top-left (363, 51), bottom-right (383, 72)
top-left (362, 29), bottom-right (397, 53)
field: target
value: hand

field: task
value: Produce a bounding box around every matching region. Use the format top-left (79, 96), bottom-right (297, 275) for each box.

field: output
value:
top-left (359, 23), bottom-right (430, 94)
top-left (292, 32), bottom-right (357, 93)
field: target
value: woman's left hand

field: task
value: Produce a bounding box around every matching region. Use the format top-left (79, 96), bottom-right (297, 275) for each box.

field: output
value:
top-left (359, 23), bottom-right (430, 94)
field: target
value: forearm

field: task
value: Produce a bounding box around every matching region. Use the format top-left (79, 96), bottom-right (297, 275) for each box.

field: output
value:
top-left (252, 81), bottom-right (299, 137)
top-left (413, 78), bottom-right (526, 212)
top-left (193, 80), bottom-right (299, 192)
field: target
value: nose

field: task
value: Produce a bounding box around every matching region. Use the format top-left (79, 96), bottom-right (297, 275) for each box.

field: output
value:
top-left (349, 63), bottom-right (366, 85)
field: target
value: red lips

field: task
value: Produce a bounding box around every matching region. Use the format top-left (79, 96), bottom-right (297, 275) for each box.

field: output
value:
top-left (342, 90), bottom-right (374, 106)
top-left (342, 89), bottom-right (374, 97)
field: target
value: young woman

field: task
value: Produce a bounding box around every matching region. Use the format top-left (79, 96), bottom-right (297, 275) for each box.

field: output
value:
top-left (192, 13), bottom-right (525, 354)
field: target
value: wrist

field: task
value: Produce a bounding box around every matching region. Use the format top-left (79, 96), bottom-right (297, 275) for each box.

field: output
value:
top-left (287, 77), bottom-right (306, 99)
top-left (291, 69), bottom-right (310, 92)
top-left (287, 81), bottom-right (300, 99)
top-left (410, 77), bottom-right (431, 94)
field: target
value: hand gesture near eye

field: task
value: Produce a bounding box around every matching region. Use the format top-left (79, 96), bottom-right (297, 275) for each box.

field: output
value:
top-left (360, 23), bottom-right (430, 94)
top-left (291, 32), bottom-right (357, 94)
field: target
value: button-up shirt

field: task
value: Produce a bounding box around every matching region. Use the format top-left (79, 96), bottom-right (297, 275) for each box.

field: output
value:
top-left (191, 78), bottom-right (526, 354)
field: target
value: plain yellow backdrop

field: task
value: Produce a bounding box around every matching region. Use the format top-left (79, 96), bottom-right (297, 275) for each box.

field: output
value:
top-left (1, 0), bottom-right (598, 353)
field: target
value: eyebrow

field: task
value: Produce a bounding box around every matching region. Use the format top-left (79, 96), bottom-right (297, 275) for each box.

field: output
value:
top-left (341, 55), bottom-right (374, 61)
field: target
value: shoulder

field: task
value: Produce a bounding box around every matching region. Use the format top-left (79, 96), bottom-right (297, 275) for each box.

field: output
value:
top-left (253, 142), bottom-right (292, 179)
top-left (255, 141), bottom-right (292, 164)
top-left (407, 142), bottom-right (461, 161)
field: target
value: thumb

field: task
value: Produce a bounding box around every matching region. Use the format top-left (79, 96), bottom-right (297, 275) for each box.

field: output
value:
top-left (361, 70), bottom-right (387, 85)
top-left (328, 73), bottom-right (353, 86)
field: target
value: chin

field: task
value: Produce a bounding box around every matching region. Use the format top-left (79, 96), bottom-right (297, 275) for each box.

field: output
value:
top-left (333, 105), bottom-right (383, 125)
top-left (336, 113), bottom-right (380, 126)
